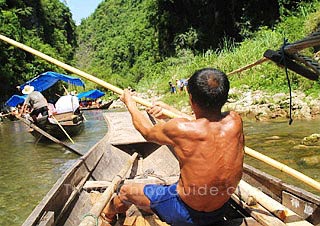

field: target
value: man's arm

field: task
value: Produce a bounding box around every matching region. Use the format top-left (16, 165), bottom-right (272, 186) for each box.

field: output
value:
top-left (147, 101), bottom-right (193, 120)
top-left (121, 89), bottom-right (154, 137)
top-left (120, 90), bottom-right (179, 145)
top-left (19, 96), bottom-right (30, 116)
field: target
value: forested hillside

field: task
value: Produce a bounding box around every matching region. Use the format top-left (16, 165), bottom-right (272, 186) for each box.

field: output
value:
top-left (1, 0), bottom-right (319, 107)
top-left (0, 0), bottom-right (76, 104)
top-left (75, 0), bottom-right (316, 92)
top-left (75, 0), bottom-right (159, 89)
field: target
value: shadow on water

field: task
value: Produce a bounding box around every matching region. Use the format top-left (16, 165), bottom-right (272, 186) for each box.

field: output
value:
top-left (0, 110), bottom-right (107, 226)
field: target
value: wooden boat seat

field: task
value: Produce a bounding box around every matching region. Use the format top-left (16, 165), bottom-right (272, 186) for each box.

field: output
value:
top-left (52, 111), bottom-right (77, 122)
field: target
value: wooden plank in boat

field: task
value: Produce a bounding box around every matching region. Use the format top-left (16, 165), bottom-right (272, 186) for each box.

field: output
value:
top-left (83, 181), bottom-right (112, 191)
top-left (60, 121), bottom-right (76, 126)
top-left (242, 164), bottom-right (283, 202)
top-left (23, 137), bottom-right (108, 226)
top-left (38, 211), bottom-right (54, 226)
top-left (282, 191), bottom-right (320, 224)
top-left (64, 191), bottom-right (92, 225)
top-left (83, 176), bottom-right (179, 191)
top-left (53, 111), bottom-right (75, 121)
top-left (231, 194), bottom-right (287, 226)
top-left (134, 215), bottom-right (169, 226)
top-left (123, 215), bottom-right (137, 225)
top-left (84, 138), bottom-right (111, 172)
top-left (91, 145), bottom-right (132, 181)
top-left (243, 164), bottom-right (320, 206)
top-left (236, 180), bottom-right (314, 225)
top-left (142, 145), bottom-right (180, 178)
top-left (134, 216), bottom-right (146, 226)
top-left (104, 111), bottom-right (147, 144)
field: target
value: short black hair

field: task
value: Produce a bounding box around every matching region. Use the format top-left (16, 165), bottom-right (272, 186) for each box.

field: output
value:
top-left (187, 68), bottom-right (229, 110)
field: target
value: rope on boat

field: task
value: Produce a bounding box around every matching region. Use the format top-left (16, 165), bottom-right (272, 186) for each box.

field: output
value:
top-left (280, 38), bottom-right (293, 125)
top-left (82, 213), bottom-right (99, 226)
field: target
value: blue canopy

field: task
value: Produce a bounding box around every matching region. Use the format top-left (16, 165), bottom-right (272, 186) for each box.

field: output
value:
top-left (77, 89), bottom-right (105, 99)
top-left (5, 95), bottom-right (26, 107)
top-left (19, 71), bottom-right (85, 92)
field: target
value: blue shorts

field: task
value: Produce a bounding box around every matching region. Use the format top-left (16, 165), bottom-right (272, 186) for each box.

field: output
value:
top-left (143, 183), bottom-right (228, 226)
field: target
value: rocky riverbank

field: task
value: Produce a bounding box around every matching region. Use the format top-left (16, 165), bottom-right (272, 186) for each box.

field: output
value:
top-left (226, 88), bottom-right (320, 121)
top-left (110, 87), bottom-right (320, 121)
top-left (1, 87), bottom-right (318, 122)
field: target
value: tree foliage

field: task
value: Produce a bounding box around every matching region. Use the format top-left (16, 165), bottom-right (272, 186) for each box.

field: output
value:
top-left (1, 0), bottom-right (318, 106)
top-left (0, 0), bottom-right (76, 104)
top-left (75, 0), bottom-right (315, 91)
top-left (75, 0), bottom-right (159, 89)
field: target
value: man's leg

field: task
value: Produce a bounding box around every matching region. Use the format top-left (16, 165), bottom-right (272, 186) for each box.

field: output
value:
top-left (101, 183), bottom-right (151, 222)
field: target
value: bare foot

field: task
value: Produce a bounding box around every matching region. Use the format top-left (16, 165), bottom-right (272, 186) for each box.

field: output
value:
top-left (100, 212), bottom-right (116, 225)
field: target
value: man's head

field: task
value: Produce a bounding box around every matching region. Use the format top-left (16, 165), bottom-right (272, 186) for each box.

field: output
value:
top-left (187, 68), bottom-right (229, 111)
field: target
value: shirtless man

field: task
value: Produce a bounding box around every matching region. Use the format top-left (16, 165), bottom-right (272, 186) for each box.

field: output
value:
top-left (102, 68), bottom-right (244, 225)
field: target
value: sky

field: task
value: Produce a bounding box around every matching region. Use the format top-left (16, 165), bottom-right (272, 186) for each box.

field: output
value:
top-left (61, 0), bottom-right (104, 25)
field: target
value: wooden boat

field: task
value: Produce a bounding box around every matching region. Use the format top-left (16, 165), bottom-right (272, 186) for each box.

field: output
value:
top-left (80, 100), bottom-right (113, 111)
top-left (22, 111), bottom-right (320, 226)
top-left (30, 111), bottom-right (85, 141)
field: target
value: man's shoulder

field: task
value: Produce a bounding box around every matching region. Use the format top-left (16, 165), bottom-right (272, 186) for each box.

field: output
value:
top-left (30, 91), bottom-right (41, 96)
top-left (218, 111), bottom-right (243, 130)
top-left (162, 118), bottom-right (194, 135)
top-left (229, 110), bottom-right (242, 118)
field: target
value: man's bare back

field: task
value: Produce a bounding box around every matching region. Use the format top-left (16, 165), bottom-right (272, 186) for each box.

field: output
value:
top-left (169, 111), bottom-right (244, 211)
top-left (102, 68), bottom-right (244, 226)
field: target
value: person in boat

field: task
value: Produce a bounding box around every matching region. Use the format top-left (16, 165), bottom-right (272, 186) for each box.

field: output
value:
top-left (54, 93), bottom-right (80, 114)
top-left (101, 68), bottom-right (244, 226)
top-left (19, 85), bottom-right (49, 122)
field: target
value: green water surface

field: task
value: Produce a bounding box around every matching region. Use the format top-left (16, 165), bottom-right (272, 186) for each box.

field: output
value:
top-left (0, 110), bottom-right (107, 226)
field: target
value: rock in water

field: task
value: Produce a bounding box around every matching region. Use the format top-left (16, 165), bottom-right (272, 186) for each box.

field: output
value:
top-left (301, 133), bottom-right (320, 146)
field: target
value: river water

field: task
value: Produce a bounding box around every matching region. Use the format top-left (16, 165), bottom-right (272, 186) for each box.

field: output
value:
top-left (0, 110), bottom-right (108, 226)
top-left (0, 112), bottom-right (319, 226)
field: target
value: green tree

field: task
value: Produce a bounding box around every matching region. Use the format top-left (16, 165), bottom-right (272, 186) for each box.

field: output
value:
top-left (0, 0), bottom-right (76, 105)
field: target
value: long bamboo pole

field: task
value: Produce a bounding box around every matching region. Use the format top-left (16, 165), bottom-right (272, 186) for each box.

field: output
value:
top-left (16, 115), bottom-right (82, 156)
top-left (1, 34), bottom-right (319, 192)
top-left (227, 57), bottom-right (269, 76)
top-left (236, 180), bottom-right (313, 225)
top-left (0, 34), bottom-right (182, 119)
top-left (51, 115), bottom-right (75, 144)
